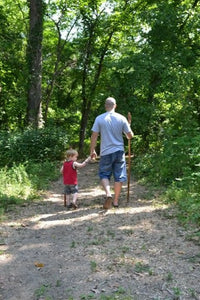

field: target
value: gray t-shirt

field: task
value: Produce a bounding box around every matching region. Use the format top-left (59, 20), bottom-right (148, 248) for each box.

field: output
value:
top-left (91, 110), bottom-right (131, 156)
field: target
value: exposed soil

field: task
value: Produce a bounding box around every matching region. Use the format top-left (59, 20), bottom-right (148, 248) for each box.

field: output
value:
top-left (0, 161), bottom-right (200, 300)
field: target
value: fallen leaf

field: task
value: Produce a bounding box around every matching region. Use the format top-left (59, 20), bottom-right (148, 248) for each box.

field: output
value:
top-left (34, 262), bottom-right (44, 268)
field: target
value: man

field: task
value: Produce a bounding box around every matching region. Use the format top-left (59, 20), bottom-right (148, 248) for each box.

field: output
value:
top-left (90, 97), bottom-right (133, 209)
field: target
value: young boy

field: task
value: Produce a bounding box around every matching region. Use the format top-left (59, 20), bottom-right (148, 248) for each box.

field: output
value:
top-left (60, 149), bottom-right (91, 209)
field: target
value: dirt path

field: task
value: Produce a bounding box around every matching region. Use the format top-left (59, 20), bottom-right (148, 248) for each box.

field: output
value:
top-left (0, 161), bottom-right (199, 300)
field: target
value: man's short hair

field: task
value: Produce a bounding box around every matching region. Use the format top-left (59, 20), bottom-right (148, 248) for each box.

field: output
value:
top-left (105, 97), bottom-right (116, 107)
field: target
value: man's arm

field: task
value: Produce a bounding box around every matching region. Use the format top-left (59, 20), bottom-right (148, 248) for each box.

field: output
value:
top-left (90, 131), bottom-right (99, 158)
top-left (126, 130), bottom-right (134, 139)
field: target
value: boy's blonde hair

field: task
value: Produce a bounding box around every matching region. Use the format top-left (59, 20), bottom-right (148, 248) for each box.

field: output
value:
top-left (66, 149), bottom-right (78, 158)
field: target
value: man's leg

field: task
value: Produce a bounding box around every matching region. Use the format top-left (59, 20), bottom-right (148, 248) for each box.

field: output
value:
top-left (113, 181), bottom-right (123, 206)
top-left (101, 178), bottom-right (112, 197)
top-left (112, 151), bottom-right (127, 207)
top-left (101, 178), bottom-right (112, 209)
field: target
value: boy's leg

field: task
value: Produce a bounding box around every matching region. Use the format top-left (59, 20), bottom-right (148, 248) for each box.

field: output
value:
top-left (64, 186), bottom-right (74, 208)
top-left (64, 194), bottom-right (71, 207)
top-left (64, 194), bottom-right (67, 207)
top-left (72, 193), bottom-right (78, 209)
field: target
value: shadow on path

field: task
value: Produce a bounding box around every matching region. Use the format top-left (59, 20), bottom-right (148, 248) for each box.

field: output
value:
top-left (0, 162), bottom-right (200, 300)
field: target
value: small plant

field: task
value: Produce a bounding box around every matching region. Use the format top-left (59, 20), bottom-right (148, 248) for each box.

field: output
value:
top-left (34, 284), bottom-right (49, 299)
top-left (172, 286), bottom-right (182, 299)
top-left (121, 246), bottom-right (130, 254)
top-left (70, 240), bottom-right (76, 248)
top-left (90, 260), bottom-right (97, 272)
top-left (65, 288), bottom-right (74, 299)
top-left (55, 279), bottom-right (61, 287)
top-left (80, 293), bottom-right (96, 299)
top-left (166, 272), bottom-right (173, 282)
top-left (107, 229), bottom-right (115, 238)
top-left (188, 288), bottom-right (198, 298)
top-left (115, 286), bottom-right (126, 294)
top-left (134, 261), bottom-right (152, 274)
top-left (141, 244), bottom-right (147, 251)
top-left (89, 239), bottom-right (106, 245)
top-left (87, 226), bottom-right (93, 232)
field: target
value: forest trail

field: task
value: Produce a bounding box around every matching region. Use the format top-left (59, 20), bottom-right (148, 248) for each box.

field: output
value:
top-left (0, 161), bottom-right (199, 300)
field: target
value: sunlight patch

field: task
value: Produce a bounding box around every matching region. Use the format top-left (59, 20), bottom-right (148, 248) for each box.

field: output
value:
top-left (104, 205), bottom-right (160, 216)
top-left (0, 253), bottom-right (13, 264)
top-left (33, 213), bottom-right (100, 229)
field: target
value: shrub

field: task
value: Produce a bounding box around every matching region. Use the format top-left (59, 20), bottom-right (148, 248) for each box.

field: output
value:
top-left (134, 134), bottom-right (200, 225)
top-left (0, 128), bottom-right (68, 167)
top-left (0, 161), bottom-right (60, 214)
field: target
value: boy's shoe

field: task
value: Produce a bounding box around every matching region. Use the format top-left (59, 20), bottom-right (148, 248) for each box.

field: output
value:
top-left (72, 203), bottom-right (78, 209)
top-left (112, 202), bottom-right (119, 208)
top-left (103, 196), bottom-right (112, 209)
top-left (67, 203), bottom-right (73, 209)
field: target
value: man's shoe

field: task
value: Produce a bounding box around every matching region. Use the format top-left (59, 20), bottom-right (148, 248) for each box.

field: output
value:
top-left (103, 196), bottom-right (112, 209)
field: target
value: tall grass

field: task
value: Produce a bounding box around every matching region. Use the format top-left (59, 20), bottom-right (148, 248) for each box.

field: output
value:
top-left (0, 128), bottom-right (68, 216)
top-left (0, 161), bottom-right (59, 215)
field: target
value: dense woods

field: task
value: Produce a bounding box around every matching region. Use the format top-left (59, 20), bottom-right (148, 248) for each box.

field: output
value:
top-left (0, 0), bottom-right (200, 225)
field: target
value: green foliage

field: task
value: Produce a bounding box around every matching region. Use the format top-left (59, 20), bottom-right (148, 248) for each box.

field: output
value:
top-left (0, 160), bottom-right (59, 215)
top-left (134, 133), bottom-right (200, 225)
top-left (0, 163), bottom-right (32, 201)
top-left (0, 128), bottom-right (68, 167)
top-left (135, 134), bottom-right (200, 184)
top-left (26, 160), bottom-right (59, 189)
top-left (0, 127), bottom-right (69, 216)
top-left (0, 0), bottom-right (28, 130)
top-left (164, 186), bottom-right (200, 225)
top-left (0, 127), bottom-right (64, 215)
top-left (0, 163), bottom-right (31, 214)
top-left (1, 0), bottom-right (200, 227)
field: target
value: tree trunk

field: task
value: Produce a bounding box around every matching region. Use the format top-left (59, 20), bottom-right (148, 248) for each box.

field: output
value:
top-left (79, 98), bottom-right (91, 156)
top-left (78, 30), bottom-right (114, 156)
top-left (26, 0), bottom-right (44, 128)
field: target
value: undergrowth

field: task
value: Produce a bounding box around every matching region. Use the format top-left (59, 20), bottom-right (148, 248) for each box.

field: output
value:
top-left (0, 161), bottom-right (60, 216)
top-left (133, 134), bottom-right (200, 226)
top-left (0, 128), bottom-right (68, 217)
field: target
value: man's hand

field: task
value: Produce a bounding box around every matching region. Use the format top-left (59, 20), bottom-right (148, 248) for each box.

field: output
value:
top-left (90, 151), bottom-right (97, 160)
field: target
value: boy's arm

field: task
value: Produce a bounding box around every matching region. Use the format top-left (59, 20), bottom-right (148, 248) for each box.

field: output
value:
top-left (73, 156), bottom-right (91, 169)
top-left (60, 165), bottom-right (63, 173)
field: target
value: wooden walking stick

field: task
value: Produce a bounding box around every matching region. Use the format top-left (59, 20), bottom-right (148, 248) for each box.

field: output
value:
top-left (127, 112), bottom-right (132, 203)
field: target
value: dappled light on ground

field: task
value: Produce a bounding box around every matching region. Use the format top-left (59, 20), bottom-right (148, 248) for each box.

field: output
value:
top-left (0, 163), bottom-right (200, 300)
